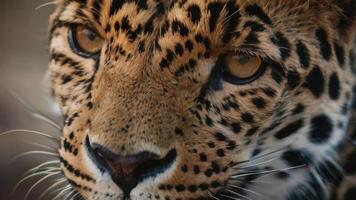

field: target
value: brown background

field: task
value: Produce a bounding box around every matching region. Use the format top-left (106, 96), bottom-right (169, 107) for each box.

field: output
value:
top-left (0, 0), bottom-right (64, 199)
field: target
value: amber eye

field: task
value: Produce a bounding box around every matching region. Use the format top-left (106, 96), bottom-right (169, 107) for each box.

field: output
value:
top-left (69, 25), bottom-right (104, 57)
top-left (222, 53), bottom-right (266, 84)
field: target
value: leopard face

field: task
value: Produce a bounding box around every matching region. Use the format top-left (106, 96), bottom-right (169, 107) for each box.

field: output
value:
top-left (48, 0), bottom-right (356, 199)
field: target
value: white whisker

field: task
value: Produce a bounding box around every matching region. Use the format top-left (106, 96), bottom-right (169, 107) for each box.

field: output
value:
top-left (10, 150), bottom-right (58, 164)
top-left (25, 141), bottom-right (58, 151)
top-left (7, 89), bottom-right (62, 130)
top-left (24, 171), bottom-right (61, 200)
top-left (64, 190), bottom-right (76, 200)
top-left (219, 193), bottom-right (242, 200)
top-left (53, 185), bottom-right (73, 200)
top-left (208, 190), bottom-right (221, 200)
top-left (232, 164), bottom-right (307, 178)
top-left (0, 129), bottom-right (59, 140)
top-left (238, 156), bottom-right (280, 169)
top-left (39, 178), bottom-right (67, 200)
top-left (226, 188), bottom-right (253, 200)
top-left (13, 168), bottom-right (60, 194)
top-left (227, 184), bottom-right (263, 197)
top-left (24, 160), bottom-right (60, 176)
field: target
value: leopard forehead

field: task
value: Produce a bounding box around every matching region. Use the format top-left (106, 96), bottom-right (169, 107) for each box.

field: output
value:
top-left (48, 0), bottom-right (356, 200)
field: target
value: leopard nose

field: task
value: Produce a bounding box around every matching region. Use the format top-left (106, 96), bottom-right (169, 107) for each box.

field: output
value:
top-left (85, 137), bottom-right (177, 195)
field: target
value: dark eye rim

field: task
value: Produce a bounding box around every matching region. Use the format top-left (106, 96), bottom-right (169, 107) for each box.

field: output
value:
top-left (221, 55), bottom-right (268, 85)
top-left (68, 24), bottom-right (101, 59)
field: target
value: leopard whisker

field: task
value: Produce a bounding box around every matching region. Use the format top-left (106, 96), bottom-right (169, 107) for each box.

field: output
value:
top-left (0, 129), bottom-right (59, 140)
top-left (7, 89), bottom-right (62, 130)
top-left (237, 156), bottom-right (280, 169)
top-left (24, 171), bottom-right (62, 200)
top-left (225, 188), bottom-right (254, 200)
top-left (39, 178), bottom-right (67, 200)
top-left (232, 164), bottom-right (307, 178)
top-left (218, 193), bottom-right (243, 200)
top-left (13, 168), bottom-right (61, 194)
top-left (64, 190), bottom-right (76, 200)
top-left (24, 141), bottom-right (58, 151)
top-left (231, 146), bottom-right (288, 168)
top-left (24, 160), bottom-right (60, 176)
top-left (36, 2), bottom-right (57, 10)
top-left (53, 185), bottom-right (73, 200)
top-left (227, 184), bottom-right (263, 197)
top-left (208, 190), bottom-right (221, 200)
top-left (10, 150), bottom-right (58, 164)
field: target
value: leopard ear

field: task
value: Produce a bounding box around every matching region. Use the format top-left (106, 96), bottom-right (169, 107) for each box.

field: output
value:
top-left (335, 0), bottom-right (356, 42)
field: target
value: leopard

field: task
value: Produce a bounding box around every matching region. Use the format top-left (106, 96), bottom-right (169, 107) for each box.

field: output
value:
top-left (47, 0), bottom-right (356, 199)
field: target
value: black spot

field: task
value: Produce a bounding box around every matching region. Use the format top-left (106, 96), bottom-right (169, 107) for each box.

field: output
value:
top-left (185, 40), bottom-right (194, 52)
top-left (160, 58), bottom-right (169, 69)
top-left (274, 119), bottom-right (304, 139)
top-left (287, 70), bottom-right (301, 90)
top-left (262, 87), bottom-right (276, 97)
top-left (199, 183), bottom-right (209, 191)
top-left (292, 103), bottom-right (305, 115)
top-left (244, 21), bottom-right (265, 32)
top-left (303, 66), bottom-right (325, 98)
top-left (175, 128), bottom-right (184, 136)
top-left (61, 75), bottom-right (73, 84)
top-left (245, 127), bottom-right (259, 136)
top-left (187, 4), bottom-right (201, 24)
top-left (171, 20), bottom-right (189, 36)
top-left (241, 113), bottom-right (254, 123)
top-left (175, 184), bottom-right (185, 192)
top-left (296, 41), bottom-right (310, 69)
top-left (181, 165), bottom-right (188, 173)
top-left (245, 4), bottom-right (272, 25)
top-left (271, 32), bottom-right (291, 60)
top-left (315, 27), bottom-right (332, 60)
top-left (231, 122), bottom-right (241, 134)
top-left (334, 42), bottom-right (345, 67)
top-left (69, 132), bottom-right (75, 140)
top-left (207, 2), bottom-right (224, 32)
top-left (309, 114), bottom-right (333, 144)
top-left (174, 43), bottom-right (184, 56)
top-left (270, 62), bottom-right (286, 84)
top-left (188, 185), bottom-right (198, 192)
top-left (199, 153), bottom-right (207, 162)
top-left (282, 149), bottom-right (312, 167)
top-left (328, 72), bottom-right (341, 100)
top-left (252, 97), bottom-right (266, 109)
top-left (214, 132), bottom-right (227, 141)
top-left (110, 0), bottom-right (125, 16)
top-left (244, 32), bottom-right (259, 44)
top-left (216, 149), bottom-right (225, 157)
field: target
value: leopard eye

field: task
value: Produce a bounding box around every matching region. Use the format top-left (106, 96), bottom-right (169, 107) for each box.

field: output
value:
top-left (222, 53), bottom-right (266, 85)
top-left (69, 25), bottom-right (104, 57)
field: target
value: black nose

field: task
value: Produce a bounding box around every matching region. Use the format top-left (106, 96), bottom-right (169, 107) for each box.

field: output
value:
top-left (85, 137), bottom-right (177, 195)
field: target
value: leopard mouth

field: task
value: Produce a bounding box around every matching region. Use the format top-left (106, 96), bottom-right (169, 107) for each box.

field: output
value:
top-left (85, 136), bottom-right (178, 196)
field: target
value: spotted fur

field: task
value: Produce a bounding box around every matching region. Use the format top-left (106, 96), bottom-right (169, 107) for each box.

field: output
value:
top-left (48, 0), bottom-right (356, 199)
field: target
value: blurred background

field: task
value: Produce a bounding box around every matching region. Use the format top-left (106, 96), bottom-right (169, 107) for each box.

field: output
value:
top-left (0, 0), bottom-right (64, 199)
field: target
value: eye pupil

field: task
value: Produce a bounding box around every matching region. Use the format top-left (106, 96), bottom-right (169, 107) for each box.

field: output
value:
top-left (85, 29), bottom-right (98, 41)
top-left (236, 55), bottom-right (250, 65)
